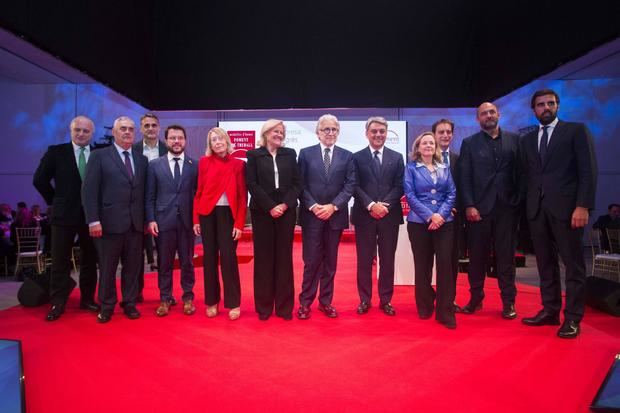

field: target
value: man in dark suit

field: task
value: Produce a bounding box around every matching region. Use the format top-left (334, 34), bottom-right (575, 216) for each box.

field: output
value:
top-left (82, 116), bottom-right (149, 323)
top-left (133, 113), bottom-right (168, 301)
top-left (33, 116), bottom-right (100, 321)
top-left (521, 89), bottom-right (598, 338)
top-left (146, 125), bottom-right (198, 317)
top-left (352, 116), bottom-right (404, 316)
top-left (433, 118), bottom-right (465, 313)
top-left (459, 102), bottom-right (521, 319)
top-left (297, 114), bottom-right (355, 319)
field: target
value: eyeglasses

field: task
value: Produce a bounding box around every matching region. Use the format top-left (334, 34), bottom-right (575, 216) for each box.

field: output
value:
top-left (320, 127), bottom-right (339, 134)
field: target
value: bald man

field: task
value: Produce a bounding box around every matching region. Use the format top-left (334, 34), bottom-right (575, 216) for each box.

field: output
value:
top-left (458, 102), bottom-right (522, 319)
top-left (34, 116), bottom-right (100, 321)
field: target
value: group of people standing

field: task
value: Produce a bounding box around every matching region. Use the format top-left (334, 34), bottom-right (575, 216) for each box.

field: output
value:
top-left (32, 88), bottom-right (597, 338)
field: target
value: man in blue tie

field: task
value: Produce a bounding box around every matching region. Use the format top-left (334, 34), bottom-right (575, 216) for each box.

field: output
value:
top-left (82, 116), bottom-right (149, 323)
top-left (520, 89), bottom-right (597, 338)
top-left (145, 125), bottom-right (198, 317)
top-left (297, 114), bottom-right (356, 319)
top-left (351, 117), bottom-right (404, 316)
top-left (34, 116), bottom-right (100, 321)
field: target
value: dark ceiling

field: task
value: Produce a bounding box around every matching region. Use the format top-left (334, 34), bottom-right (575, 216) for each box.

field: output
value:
top-left (1, 1), bottom-right (619, 110)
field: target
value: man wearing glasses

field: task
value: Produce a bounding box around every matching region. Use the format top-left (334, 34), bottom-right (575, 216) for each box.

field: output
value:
top-left (297, 114), bottom-right (356, 319)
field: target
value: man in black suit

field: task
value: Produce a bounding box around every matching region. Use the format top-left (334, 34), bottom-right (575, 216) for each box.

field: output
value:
top-left (433, 118), bottom-right (465, 312)
top-left (133, 113), bottom-right (168, 301)
top-left (352, 117), bottom-right (404, 316)
top-left (33, 116), bottom-right (100, 321)
top-left (459, 102), bottom-right (521, 319)
top-left (146, 125), bottom-right (198, 317)
top-left (521, 89), bottom-right (598, 338)
top-left (297, 114), bottom-right (356, 319)
top-left (82, 116), bottom-right (149, 323)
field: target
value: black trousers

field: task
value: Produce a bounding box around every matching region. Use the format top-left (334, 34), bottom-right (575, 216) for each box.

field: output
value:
top-left (49, 224), bottom-right (98, 305)
top-left (251, 207), bottom-right (296, 317)
top-left (529, 205), bottom-right (586, 322)
top-left (355, 220), bottom-right (399, 305)
top-left (199, 207), bottom-right (241, 309)
top-left (466, 204), bottom-right (517, 305)
top-left (155, 216), bottom-right (196, 302)
top-left (407, 221), bottom-right (455, 321)
top-left (137, 234), bottom-right (156, 295)
top-left (95, 229), bottom-right (143, 311)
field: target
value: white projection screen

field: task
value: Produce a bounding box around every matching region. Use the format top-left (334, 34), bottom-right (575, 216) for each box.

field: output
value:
top-left (218, 120), bottom-right (417, 285)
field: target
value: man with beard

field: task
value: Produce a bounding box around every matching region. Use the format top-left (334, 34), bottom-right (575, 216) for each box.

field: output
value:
top-left (33, 116), bottom-right (100, 321)
top-left (433, 119), bottom-right (465, 312)
top-left (82, 116), bottom-right (149, 323)
top-left (133, 113), bottom-right (168, 301)
top-left (521, 89), bottom-right (597, 338)
top-left (146, 125), bottom-right (198, 317)
top-left (458, 102), bottom-right (521, 319)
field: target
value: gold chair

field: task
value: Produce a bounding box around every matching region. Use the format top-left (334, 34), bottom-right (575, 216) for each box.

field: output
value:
top-left (607, 228), bottom-right (620, 254)
top-left (590, 229), bottom-right (620, 282)
top-left (14, 227), bottom-right (43, 275)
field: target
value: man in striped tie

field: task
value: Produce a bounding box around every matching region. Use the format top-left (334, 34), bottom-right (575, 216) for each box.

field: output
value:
top-left (34, 116), bottom-right (100, 321)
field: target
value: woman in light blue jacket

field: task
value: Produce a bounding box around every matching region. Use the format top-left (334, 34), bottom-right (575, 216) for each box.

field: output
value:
top-left (404, 131), bottom-right (457, 329)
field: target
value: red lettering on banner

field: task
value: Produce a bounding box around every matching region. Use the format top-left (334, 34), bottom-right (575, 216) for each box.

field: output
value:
top-left (400, 195), bottom-right (410, 216)
top-left (228, 131), bottom-right (256, 159)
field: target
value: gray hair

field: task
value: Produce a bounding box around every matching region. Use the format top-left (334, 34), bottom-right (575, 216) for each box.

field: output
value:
top-left (315, 114), bottom-right (340, 134)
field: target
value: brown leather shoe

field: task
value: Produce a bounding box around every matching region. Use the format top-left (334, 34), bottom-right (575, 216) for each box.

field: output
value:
top-left (155, 301), bottom-right (170, 317)
top-left (183, 299), bottom-right (196, 315)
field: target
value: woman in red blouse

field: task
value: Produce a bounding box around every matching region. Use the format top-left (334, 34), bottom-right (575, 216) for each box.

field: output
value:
top-left (193, 127), bottom-right (247, 320)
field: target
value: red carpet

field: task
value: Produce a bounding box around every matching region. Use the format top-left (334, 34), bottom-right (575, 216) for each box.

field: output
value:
top-left (0, 240), bottom-right (618, 413)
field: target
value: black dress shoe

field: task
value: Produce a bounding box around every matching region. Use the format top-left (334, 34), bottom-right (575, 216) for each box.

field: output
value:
top-left (453, 303), bottom-right (463, 313)
top-left (124, 306), bottom-right (141, 320)
top-left (357, 301), bottom-right (371, 315)
top-left (501, 303), bottom-right (517, 320)
top-left (521, 310), bottom-right (560, 326)
top-left (317, 303), bottom-right (338, 318)
top-left (461, 301), bottom-right (483, 314)
top-left (380, 302), bottom-right (396, 316)
top-left (258, 313), bottom-right (271, 321)
top-left (79, 301), bottom-right (101, 313)
top-left (557, 320), bottom-right (580, 338)
top-left (297, 305), bottom-right (311, 320)
top-left (419, 312), bottom-right (433, 320)
top-left (150, 264), bottom-right (159, 271)
top-left (437, 316), bottom-right (457, 329)
top-left (46, 304), bottom-right (65, 321)
top-left (168, 296), bottom-right (177, 306)
top-left (97, 311), bottom-right (112, 323)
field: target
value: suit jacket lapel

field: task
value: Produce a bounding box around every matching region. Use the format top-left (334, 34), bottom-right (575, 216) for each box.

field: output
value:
top-left (160, 156), bottom-right (175, 187)
top-left (132, 152), bottom-right (143, 185)
top-left (63, 143), bottom-right (82, 180)
top-left (543, 120), bottom-right (565, 167)
top-left (108, 146), bottom-right (132, 182)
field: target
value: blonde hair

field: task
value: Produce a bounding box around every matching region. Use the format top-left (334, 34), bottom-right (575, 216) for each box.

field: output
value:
top-left (258, 119), bottom-right (286, 147)
top-left (205, 127), bottom-right (234, 156)
top-left (409, 131), bottom-right (442, 163)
